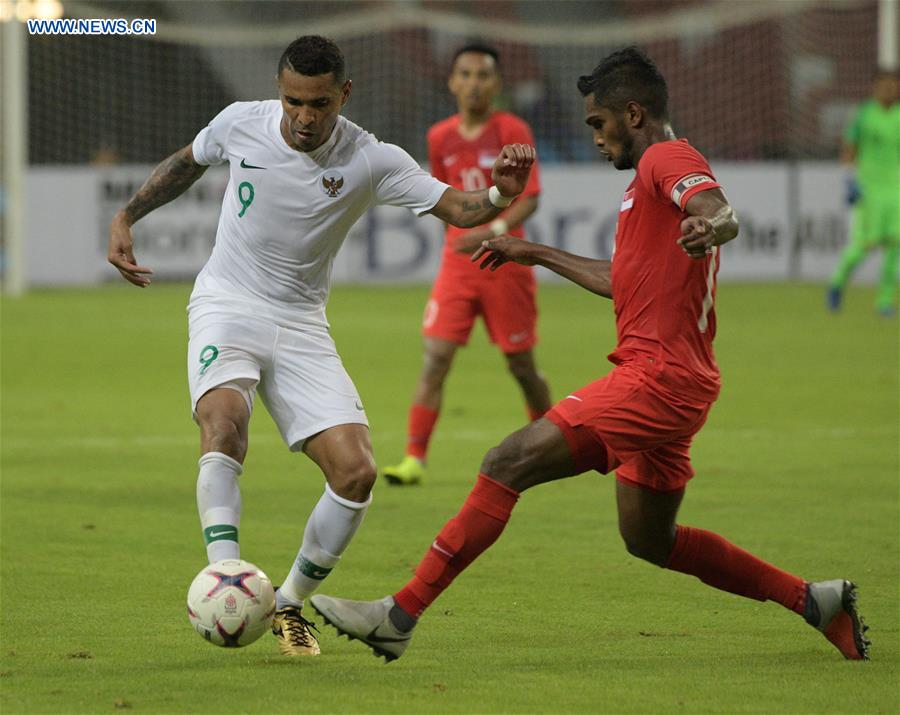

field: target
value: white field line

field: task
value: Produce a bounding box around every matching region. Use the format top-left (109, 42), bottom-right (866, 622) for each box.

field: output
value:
top-left (2, 426), bottom-right (895, 452)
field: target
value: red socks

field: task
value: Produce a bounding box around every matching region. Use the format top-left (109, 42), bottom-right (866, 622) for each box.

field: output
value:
top-left (406, 404), bottom-right (439, 461)
top-left (665, 525), bottom-right (807, 614)
top-left (407, 403), bottom-right (545, 460)
top-left (394, 474), bottom-right (519, 618)
top-left (392, 487), bottom-right (808, 620)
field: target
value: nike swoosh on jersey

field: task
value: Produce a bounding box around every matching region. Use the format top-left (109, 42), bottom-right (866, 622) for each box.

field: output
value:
top-left (240, 158), bottom-right (266, 170)
top-left (366, 626), bottom-right (411, 644)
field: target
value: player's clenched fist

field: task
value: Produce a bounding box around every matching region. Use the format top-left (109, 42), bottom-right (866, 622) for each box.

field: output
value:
top-left (677, 215), bottom-right (716, 259)
top-left (491, 143), bottom-right (536, 199)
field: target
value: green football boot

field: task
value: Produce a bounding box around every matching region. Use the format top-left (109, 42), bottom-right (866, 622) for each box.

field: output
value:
top-left (382, 455), bottom-right (425, 486)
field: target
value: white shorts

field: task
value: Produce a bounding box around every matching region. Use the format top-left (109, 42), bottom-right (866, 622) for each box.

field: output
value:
top-left (187, 304), bottom-right (368, 451)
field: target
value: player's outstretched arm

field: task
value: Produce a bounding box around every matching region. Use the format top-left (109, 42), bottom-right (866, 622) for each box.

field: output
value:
top-left (472, 238), bottom-right (612, 298)
top-left (677, 188), bottom-right (739, 260)
top-left (452, 195), bottom-right (539, 254)
top-left (108, 144), bottom-right (208, 287)
top-left (429, 143), bottom-right (535, 229)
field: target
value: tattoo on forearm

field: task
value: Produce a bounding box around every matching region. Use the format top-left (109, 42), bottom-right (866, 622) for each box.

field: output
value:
top-left (461, 197), bottom-right (493, 213)
top-left (123, 148), bottom-right (207, 224)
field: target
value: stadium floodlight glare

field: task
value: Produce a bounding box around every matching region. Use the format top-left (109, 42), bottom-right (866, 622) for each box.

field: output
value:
top-left (3, 0), bottom-right (65, 22)
top-left (0, 0), bottom-right (64, 23)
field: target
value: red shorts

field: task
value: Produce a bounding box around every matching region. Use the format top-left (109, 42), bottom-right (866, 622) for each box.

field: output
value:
top-left (545, 363), bottom-right (713, 492)
top-left (422, 260), bottom-right (538, 354)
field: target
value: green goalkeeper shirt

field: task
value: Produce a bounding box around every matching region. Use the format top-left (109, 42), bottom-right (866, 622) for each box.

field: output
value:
top-left (844, 99), bottom-right (900, 196)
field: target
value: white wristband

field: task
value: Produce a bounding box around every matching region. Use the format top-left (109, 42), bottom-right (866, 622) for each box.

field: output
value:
top-left (489, 219), bottom-right (509, 237)
top-left (488, 185), bottom-right (516, 208)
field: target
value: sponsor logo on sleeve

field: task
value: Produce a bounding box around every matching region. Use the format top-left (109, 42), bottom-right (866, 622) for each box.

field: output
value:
top-left (620, 188), bottom-right (635, 212)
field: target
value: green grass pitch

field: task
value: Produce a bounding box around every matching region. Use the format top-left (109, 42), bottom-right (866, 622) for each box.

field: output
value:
top-left (2, 282), bottom-right (897, 714)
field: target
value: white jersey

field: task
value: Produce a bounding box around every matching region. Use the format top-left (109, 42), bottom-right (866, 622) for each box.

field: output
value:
top-left (190, 100), bottom-right (449, 327)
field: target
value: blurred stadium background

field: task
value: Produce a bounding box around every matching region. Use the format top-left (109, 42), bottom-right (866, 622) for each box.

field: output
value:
top-left (1, 0), bottom-right (897, 293)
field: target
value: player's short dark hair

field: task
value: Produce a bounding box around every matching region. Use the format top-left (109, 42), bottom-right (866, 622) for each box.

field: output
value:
top-left (577, 47), bottom-right (668, 119)
top-left (451, 42), bottom-right (500, 70)
top-left (278, 35), bottom-right (346, 83)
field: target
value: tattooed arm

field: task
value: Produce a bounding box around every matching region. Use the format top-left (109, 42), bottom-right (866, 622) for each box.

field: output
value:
top-left (428, 143), bottom-right (535, 229)
top-left (108, 143), bottom-right (208, 287)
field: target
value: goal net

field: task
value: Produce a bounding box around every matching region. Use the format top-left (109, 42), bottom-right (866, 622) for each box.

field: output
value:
top-left (24, 0), bottom-right (880, 165)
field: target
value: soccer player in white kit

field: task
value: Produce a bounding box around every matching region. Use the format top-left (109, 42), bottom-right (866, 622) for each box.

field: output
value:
top-left (107, 35), bottom-right (535, 657)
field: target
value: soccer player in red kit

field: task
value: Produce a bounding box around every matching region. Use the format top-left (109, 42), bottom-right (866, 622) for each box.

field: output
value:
top-left (312, 48), bottom-right (869, 662)
top-left (382, 43), bottom-right (551, 486)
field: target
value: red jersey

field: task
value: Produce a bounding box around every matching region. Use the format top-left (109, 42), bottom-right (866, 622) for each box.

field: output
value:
top-left (428, 111), bottom-right (541, 268)
top-left (609, 139), bottom-right (723, 402)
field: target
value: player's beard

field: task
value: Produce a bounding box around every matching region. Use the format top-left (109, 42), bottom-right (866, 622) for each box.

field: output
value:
top-left (613, 132), bottom-right (635, 170)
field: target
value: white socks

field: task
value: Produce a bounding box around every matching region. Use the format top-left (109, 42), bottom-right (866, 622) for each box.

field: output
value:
top-left (196, 452), bottom-right (370, 608)
top-left (277, 484), bottom-right (372, 609)
top-left (196, 451), bottom-right (242, 563)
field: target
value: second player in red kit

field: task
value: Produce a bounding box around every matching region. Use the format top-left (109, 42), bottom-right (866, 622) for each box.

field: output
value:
top-left (425, 103), bottom-right (543, 355)
top-left (383, 43), bottom-right (551, 486)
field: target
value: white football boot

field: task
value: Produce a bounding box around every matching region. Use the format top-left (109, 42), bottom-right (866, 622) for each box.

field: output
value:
top-left (803, 579), bottom-right (870, 660)
top-left (311, 594), bottom-right (413, 662)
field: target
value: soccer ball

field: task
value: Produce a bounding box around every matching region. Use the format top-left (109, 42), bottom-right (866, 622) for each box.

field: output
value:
top-left (187, 559), bottom-right (276, 647)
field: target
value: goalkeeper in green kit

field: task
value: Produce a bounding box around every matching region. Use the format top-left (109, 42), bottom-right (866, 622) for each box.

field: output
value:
top-left (828, 69), bottom-right (899, 316)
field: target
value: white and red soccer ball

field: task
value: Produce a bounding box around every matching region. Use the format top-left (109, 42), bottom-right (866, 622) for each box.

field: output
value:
top-left (187, 559), bottom-right (276, 647)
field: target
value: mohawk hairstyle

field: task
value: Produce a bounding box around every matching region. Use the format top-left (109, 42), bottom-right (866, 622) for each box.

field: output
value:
top-left (577, 47), bottom-right (669, 120)
top-left (451, 41), bottom-right (500, 69)
top-left (278, 35), bottom-right (346, 83)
